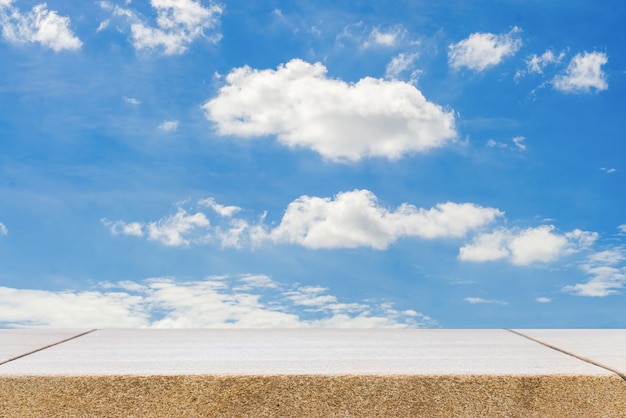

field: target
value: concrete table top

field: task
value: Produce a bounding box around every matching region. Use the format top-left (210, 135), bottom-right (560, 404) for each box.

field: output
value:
top-left (512, 329), bottom-right (626, 377)
top-left (0, 329), bottom-right (92, 365)
top-left (0, 328), bottom-right (618, 376)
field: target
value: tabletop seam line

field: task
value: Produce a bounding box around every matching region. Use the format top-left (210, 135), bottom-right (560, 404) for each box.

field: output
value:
top-left (0, 329), bottom-right (98, 367)
top-left (506, 329), bottom-right (626, 382)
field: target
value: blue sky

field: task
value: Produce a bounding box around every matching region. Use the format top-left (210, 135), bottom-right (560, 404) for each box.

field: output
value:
top-left (1, 0), bottom-right (624, 328)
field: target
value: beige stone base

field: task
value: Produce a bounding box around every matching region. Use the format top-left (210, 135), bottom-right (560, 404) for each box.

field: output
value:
top-left (2, 375), bottom-right (626, 417)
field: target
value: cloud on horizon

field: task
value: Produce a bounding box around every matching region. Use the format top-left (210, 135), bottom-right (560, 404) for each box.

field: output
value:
top-left (0, 275), bottom-right (433, 328)
top-left (203, 59), bottom-right (457, 162)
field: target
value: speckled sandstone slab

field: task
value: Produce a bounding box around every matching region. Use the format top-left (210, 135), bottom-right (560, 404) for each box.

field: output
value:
top-left (1, 329), bottom-right (625, 417)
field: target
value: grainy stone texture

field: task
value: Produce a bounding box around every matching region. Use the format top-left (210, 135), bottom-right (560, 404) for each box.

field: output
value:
top-left (2, 375), bottom-right (626, 417)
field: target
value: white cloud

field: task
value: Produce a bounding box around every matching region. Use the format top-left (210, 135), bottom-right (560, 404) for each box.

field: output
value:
top-left (158, 120), bottom-right (179, 131)
top-left (512, 136), bottom-right (526, 151)
top-left (268, 189), bottom-right (502, 249)
top-left (105, 192), bottom-right (501, 250)
top-left (515, 50), bottom-right (566, 79)
top-left (100, 0), bottom-right (222, 54)
top-left (0, 2), bottom-right (82, 51)
top-left (364, 25), bottom-right (407, 48)
top-left (459, 225), bottom-right (598, 265)
top-left (0, 275), bottom-right (433, 328)
top-left (619, 225), bottom-right (626, 234)
top-left (385, 52), bottom-right (421, 82)
top-left (103, 208), bottom-right (212, 247)
top-left (145, 209), bottom-right (210, 246)
top-left (552, 51), bottom-right (608, 93)
top-left (526, 50), bottom-right (565, 74)
top-left (96, 19), bottom-right (110, 32)
top-left (337, 23), bottom-right (408, 49)
top-left (448, 27), bottom-right (522, 72)
top-left (102, 219), bottom-right (144, 236)
top-left (563, 248), bottom-right (626, 297)
top-left (0, 222), bottom-right (7, 235)
top-left (600, 167), bottom-right (616, 174)
top-left (203, 59), bottom-right (457, 162)
top-left (124, 96), bottom-right (141, 105)
top-left (464, 297), bottom-right (507, 305)
top-left (536, 297), bottom-right (551, 303)
top-left (198, 197), bottom-right (241, 217)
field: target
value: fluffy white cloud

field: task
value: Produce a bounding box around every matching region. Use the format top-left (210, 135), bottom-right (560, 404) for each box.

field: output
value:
top-left (552, 51), bottom-right (608, 93)
top-left (0, 275), bottom-right (433, 328)
top-left (536, 297), bottom-right (551, 303)
top-left (464, 297), bottom-right (507, 305)
top-left (563, 248), bottom-right (626, 297)
top-left (204, 59), bottom-right (457, 161)
top-left (448, 27), bottom-right (522, 72)
top-left (620, 225), bottom-right (626, 234)
top-left (100, 0), bottom-right (222, 54)
top-left (104, 192), bottom-right (501, 250)
top-left (158, 120), bottom-right (179, 131)
top-left (459, 225), bottom-right (598, 265)
top-left (0, 2), bottom-right (81, 51)
top-left (268, 189), bottom-right (503, 249)
top-left (0, 222), bottom-right (7, 235)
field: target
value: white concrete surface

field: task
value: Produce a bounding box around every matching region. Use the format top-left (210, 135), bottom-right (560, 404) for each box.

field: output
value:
top-left (0, 329), bottom-right (92, 364)
top-left (0, 329), bottom-right (617, 376)
top-left (513, 329), bottom-right (626, 376)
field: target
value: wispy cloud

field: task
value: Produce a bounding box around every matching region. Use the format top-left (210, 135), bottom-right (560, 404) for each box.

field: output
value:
top-left (0, 1), bottom-right (82, 51)
top-left (158, 120), bottom-right (179, 131)
top-left (0, 222), bottom-right (7, 236)
top-left (552, 51), bottom-right (608, 93)
top-left (124, 96), bottom-right (141, 105)
top-left (536, 297), bottom-right (551, 303)
top-left (487, 136), bottom-right (526, 151)
top-left (515, 49), bottom-right (566, 79)
top-left (448, 27), bottom-right (522, 72)
top-left (464, 297), bottom-right (507, 305)
top-left (563, 247), bottom-right (626, 297)
top-left (337, 23), bottom-right (408, 49)
top-left (385, 52), bottom-right (421, 83)
top-left (459, 225), bottom-right (597, 265)
top-left (104, 190), bottom-right (503, 250)
top-left (364, 25), bottom-right (407, 48)
top-left (600, 167), bottom-right (616, 174)
top-left (100, 0), bottom-right (223, 55)
top-left (204, 59), bottom-right (456, 162)
top-left (0, 275), bottom-right (434, 328)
